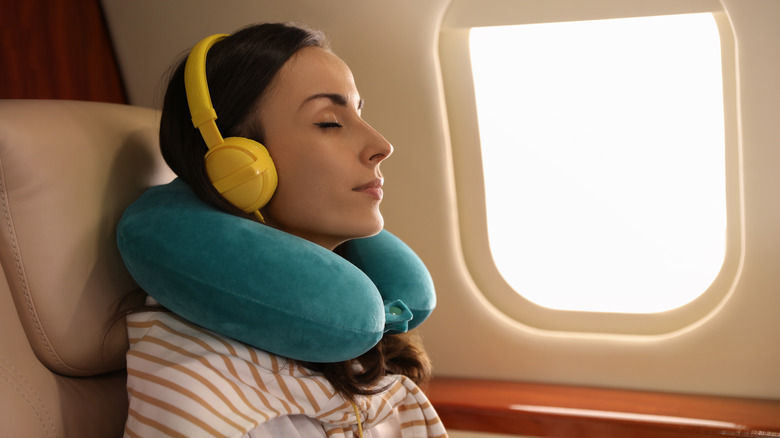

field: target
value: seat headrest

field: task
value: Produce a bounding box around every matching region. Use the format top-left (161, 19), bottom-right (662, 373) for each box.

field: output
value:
top-left (0, 99), bottom-right (174, 376)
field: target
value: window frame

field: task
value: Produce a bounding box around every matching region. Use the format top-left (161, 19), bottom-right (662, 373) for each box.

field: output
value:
top-left (438, 0), bottom-right (742, 334)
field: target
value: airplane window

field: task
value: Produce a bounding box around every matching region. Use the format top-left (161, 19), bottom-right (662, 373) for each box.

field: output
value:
top-left (468, 13), bottom-right (726, 313)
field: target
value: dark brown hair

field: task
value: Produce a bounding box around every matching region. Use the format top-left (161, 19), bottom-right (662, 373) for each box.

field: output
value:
top-left (157, 22), bottom-right (431, 400)
top-left (159, 22), bottom-right (326, 218)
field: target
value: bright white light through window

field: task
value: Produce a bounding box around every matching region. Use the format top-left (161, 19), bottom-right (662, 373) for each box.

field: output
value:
top-left (469, 13), bottom-right (726, 313)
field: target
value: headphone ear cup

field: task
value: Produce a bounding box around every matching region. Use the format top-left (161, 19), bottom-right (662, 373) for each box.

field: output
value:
top-left (205, 137), bottom-right (278, 213)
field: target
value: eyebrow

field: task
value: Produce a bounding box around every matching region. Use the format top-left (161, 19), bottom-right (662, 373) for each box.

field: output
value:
top-left (301, 93), bottom-right (365, 110)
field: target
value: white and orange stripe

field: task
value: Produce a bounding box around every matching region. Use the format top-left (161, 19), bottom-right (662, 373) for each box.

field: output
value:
top-left (124, 311), bottom-right (447, 438)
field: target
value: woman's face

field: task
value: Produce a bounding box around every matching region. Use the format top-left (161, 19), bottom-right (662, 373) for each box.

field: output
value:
top-left (258, 47), bottom-right (393, 250)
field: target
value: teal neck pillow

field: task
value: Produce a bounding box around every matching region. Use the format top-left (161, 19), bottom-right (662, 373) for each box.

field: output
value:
top-left (117, 179), bottom-right (436, 363)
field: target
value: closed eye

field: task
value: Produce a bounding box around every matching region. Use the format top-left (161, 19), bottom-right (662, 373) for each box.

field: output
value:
top-left (314, 122), bottom-right (343, 129)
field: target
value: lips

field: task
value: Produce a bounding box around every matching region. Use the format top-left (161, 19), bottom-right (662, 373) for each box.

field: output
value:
top-left (353, 178), bottom-right (384, 200)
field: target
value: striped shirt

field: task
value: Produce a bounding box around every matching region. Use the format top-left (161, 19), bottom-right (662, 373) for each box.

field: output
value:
top-left (124, 311), bottom-right (447, 438)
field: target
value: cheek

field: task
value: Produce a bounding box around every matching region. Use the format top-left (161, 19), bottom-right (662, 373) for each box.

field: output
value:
top-left (277, 141), bottom-right (347, 185)
top-left (272, 154), bottom-right (338, 210)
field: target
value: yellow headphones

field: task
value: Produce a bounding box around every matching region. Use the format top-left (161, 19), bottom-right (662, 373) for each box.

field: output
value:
top-left (184, 34), bottom-right (277, 223)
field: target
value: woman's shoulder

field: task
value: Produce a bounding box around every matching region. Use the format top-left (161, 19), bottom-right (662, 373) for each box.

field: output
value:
top-left (125, 310), bottom-right (446, 437)
top-left (127, 309), bottom-right (285, 371)
top-left (125, 310), bottom-right (337, 436)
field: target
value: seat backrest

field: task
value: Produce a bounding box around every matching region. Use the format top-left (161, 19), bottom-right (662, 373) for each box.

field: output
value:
top-left (0, 99), bottom-right (174, 438)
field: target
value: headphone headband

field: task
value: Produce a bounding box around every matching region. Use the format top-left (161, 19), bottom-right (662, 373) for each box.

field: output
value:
top-left (182, 33), bottom-right (278, 222)
top-left (184, 34), bottom-right (229, 149)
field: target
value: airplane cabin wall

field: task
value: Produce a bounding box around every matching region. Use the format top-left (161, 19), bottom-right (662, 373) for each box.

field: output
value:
top-left (100, 0), bottom-right (780, 401)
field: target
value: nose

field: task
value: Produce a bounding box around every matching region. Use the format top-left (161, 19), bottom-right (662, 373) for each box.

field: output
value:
top-left (360, 121), bottom-right (394, 165)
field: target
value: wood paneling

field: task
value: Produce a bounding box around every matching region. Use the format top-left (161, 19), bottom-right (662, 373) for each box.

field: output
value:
top-left (0, 0), bottom-right (126, 103)
top-left (428, 377), bottom-right (780, 437)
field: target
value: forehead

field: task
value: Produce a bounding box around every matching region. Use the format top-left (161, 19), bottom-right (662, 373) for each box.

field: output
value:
top-left (270, 47), bottom-right (358, 106)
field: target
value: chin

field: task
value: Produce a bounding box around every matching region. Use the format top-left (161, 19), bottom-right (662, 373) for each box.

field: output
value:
top-left (356, 218), bottom-right (384, 239)
top-left (349, 212), bottom-right (384, 239)
top-left (316, 211), bottom-right (384, 248)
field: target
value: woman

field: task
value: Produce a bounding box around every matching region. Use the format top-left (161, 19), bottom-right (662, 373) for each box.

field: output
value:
top-left (122, 22), bottom-right (446, 437)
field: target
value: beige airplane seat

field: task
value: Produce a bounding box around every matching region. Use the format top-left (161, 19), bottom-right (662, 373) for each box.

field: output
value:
top-left (0, 100), bottom-right (174, 438)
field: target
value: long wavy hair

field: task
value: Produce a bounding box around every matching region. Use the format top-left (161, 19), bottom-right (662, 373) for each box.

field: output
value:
top-left (156, 22), bottom-right (431, 400)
